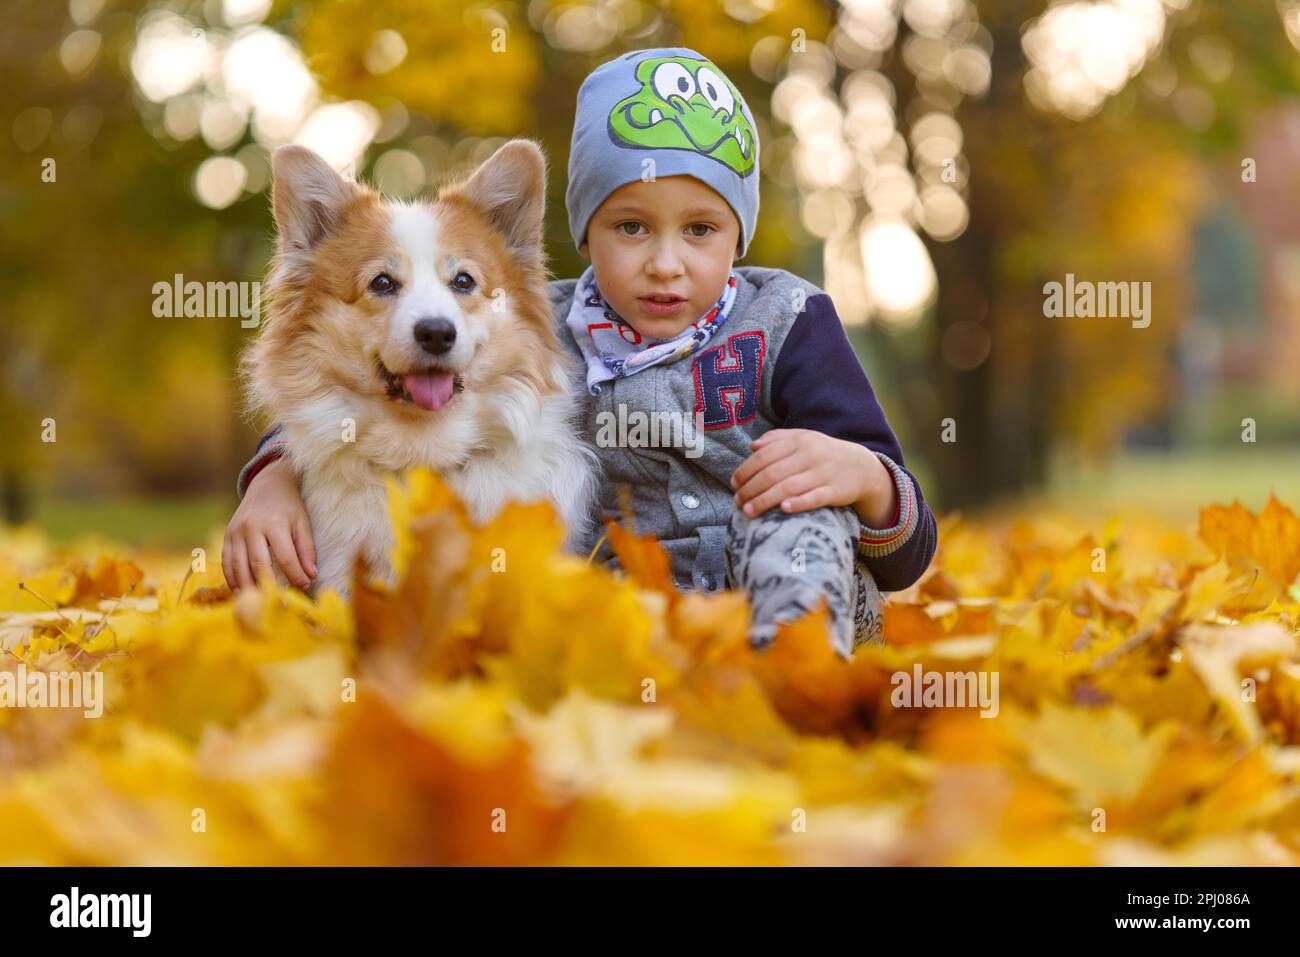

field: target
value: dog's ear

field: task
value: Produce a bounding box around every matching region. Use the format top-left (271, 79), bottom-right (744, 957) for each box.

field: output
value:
top-left (456, 139), bottom-right (547, 269)
top-left (270, 145), bottom-right (362, 281)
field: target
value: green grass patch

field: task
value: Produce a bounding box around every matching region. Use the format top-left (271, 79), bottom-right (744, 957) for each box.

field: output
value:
top-left (32, 494), bottom-right (232, 550)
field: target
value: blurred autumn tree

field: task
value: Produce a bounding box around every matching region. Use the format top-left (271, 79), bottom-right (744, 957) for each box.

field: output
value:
top-left (889, 0), bottom-right (1300, 506)
top-left (762, 0), bottom-right (1299, 508)
top-left (2, 0), bottom-right (1297, 523)
top-left (2, 0), bottom-right (271, 520)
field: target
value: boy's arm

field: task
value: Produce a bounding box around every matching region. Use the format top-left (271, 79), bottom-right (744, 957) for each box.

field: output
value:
top-left (236, 424), bottom-right (289, 498)
top-left (769, 293), bottom-right (937, 592)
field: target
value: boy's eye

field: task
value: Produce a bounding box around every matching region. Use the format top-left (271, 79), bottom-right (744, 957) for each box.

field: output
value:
top-left (688, 224), bottom-right (715, 238)
top-left (617, 222), bottom-right (644, 236)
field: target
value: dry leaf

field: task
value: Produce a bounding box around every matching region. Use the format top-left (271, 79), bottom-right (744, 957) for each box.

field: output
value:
top-left (1, 478), bottom-right (1298, 865)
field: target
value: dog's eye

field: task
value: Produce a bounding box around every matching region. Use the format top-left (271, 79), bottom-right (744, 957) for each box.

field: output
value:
top-left (451, 271), bottom-right (476, 294)
top-left (369, 273), bottom-right (398, 295)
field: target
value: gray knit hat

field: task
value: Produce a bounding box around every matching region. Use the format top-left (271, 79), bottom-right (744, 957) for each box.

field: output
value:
top-left (566, 47), bottom-right (761, 257)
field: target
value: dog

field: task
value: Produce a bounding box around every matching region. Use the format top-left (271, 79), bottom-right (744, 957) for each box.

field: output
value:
top-left (239, 140), bottom-right (596, 597)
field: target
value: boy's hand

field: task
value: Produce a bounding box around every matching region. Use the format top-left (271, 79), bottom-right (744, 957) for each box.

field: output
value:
top-left (222, 456), bottom-right (317, 592)
top-left (729, 428), bottom-right (898, 528)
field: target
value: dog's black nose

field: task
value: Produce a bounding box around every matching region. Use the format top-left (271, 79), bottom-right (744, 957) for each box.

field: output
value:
top-left (413, 317), bottom-right (456, 355)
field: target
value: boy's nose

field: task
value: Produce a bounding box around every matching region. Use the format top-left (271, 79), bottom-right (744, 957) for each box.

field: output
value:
top-left (647, 244), bottom-right (685, 278)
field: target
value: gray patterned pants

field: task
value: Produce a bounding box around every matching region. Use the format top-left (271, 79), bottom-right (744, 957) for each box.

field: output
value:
top-left (723, 505), bottom-right (884, 660)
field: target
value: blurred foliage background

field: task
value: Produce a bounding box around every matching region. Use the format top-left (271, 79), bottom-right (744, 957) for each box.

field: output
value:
top-left (2, 0), bottom-right (1299, 547)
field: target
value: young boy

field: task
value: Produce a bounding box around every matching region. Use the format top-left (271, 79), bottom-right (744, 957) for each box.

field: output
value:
top-left (225, 47), bottom-right (937, 659)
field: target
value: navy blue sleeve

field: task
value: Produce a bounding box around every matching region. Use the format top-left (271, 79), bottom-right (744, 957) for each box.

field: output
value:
top-left (770, 293), bottom-right (937, 592)
top-left (255, 425), bottom-right (284, 454)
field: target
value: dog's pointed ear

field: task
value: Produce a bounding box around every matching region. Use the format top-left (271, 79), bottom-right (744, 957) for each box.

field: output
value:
top-left (456, 139), bottom-right (547, 268)
top-left (270, 145), bottom-right (361, 279)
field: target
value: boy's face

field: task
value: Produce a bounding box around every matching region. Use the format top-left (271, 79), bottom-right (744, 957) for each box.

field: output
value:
top-left (579, 175), bottom-right (740, 340)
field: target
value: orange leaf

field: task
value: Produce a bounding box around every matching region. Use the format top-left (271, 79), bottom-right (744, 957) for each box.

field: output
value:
top-left (604, 519), bottom-right (676, 603)
top-left (1197, 500), bottom-right (1255, 562)
top-left (1198, 495), bottom-right (1300, 593)
top-left (883, 603), bottom-right (946, 646)
top-left (70, 556), bottom-right (145, 606)
top-left (1251, 494), bottom-right (1300, 590)
top-left (318, 693), bottom-right (571, 865)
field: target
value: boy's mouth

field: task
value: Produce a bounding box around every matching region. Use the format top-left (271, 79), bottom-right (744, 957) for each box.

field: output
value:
top-left (377, 357), bottom-right (464, 412)
top-left (638, 293), bottom-right (686, 317)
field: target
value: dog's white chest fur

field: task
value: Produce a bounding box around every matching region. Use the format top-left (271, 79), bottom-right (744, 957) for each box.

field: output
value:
top-left (289, 390), bottom-right (594, 598)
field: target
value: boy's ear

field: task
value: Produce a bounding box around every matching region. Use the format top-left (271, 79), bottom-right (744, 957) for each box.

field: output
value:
top-left (270, 145), bottom-right (363, 281)
top-left (453, 138), bottom-right (547, 269)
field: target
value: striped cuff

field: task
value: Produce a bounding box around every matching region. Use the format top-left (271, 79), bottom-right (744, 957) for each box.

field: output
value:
top-left (236, 439), bottom-right (288, 499)
top-left (857, 451), bottom-right (918, 558)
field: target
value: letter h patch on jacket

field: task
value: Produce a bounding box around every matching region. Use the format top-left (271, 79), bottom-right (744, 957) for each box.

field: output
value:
top-left (691, 331), bottom-right (766, 430)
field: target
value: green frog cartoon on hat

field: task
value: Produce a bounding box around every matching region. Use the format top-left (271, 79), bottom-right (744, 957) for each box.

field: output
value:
top-left (608, 54), bottom-right (757, 177)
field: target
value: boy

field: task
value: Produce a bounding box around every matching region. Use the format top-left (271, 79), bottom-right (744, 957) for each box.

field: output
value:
top-left (225, 47), bottom-right (937, 659)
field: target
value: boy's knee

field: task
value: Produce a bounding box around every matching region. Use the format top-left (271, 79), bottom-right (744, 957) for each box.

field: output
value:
top-left (725, 503), bottom-right (886, 657)
top-left (724, 503), bottom-right (859, 593)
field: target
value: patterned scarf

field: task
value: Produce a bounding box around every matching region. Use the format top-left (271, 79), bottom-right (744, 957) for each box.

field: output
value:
top-left (565, 265), bottom-right (739, 395)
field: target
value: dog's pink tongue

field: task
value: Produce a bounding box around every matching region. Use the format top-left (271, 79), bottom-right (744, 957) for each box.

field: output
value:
top-left (403, 371), bottom-right (455, 411)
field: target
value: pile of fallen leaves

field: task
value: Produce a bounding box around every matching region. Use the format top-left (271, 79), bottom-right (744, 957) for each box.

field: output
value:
top-left (2, 471), bottom-right (1300, 865)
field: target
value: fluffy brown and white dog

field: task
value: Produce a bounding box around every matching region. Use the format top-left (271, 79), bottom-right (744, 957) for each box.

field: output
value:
top-left (240, 140), bottom-right (596, 597)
